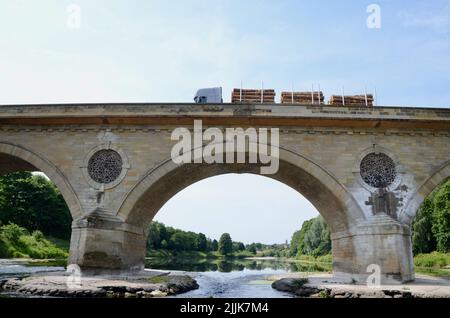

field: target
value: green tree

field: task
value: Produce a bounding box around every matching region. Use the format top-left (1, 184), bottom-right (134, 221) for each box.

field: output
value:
top-left (432, 180), bottom-right (450, 252)
top-left (211, 239), bottom-right (219, 251)
top-left (147, 221), bottom-right (163, 250)
top-left (289, 216), bottom-right (331, 257)
top-left (303, 216), bottom-right (331, 256)
top-left (169, 232), bottom-right (190, 251)
top-left (412, 198), bottom-right (436, 254)
top-left (218, 233), bottom-right (233, 255)
top-left (289, 218), bottom-right (314, 256)
top-left (412, 179), bottom-right (450, 254)
top-left (196, 233), bottom-right (208, 251)
top-left (247, 244), bottom-right (257, 255)
top-left (232, 241), bottom-right (245, 252)
top-left (0, 172), bottom-right (72, 239)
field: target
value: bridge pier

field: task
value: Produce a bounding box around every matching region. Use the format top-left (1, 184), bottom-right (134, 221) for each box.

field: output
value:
top-left (332, 216), bottom-right (414, 283)
top-left (68, 209), bottom-right (146, 273)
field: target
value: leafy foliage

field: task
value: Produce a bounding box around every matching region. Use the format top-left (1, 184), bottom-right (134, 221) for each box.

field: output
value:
top-left (0, 223), bottom-right (67, 259)
top-left (432, 181), bottom-right (450, 252)
top-left (414, 252), bottom-right (449, 268)
top-left (146, 221), bottom-right (287, 257)
top-left (412, 179), bottom-right (450, 254)
top-left (147, 221), bottom-right (222, 253)
top-left (218, 233), bottom-right (233, 255)
top-left (0, 172), bottom-right (72, 239)
top-left (412, 198), bottom-right (436, 254)
top-left (289, 216), bottom-right (331, 257)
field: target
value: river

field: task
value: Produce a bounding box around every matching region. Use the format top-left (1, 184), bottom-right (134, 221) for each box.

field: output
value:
top-left (0, 258), bottom-right (331, 298)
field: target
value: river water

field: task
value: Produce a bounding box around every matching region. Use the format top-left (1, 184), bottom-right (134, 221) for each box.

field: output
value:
top-left (146, 257), bottom-right (330, 298)
top-left (0, 258), bottom-right (331, 298)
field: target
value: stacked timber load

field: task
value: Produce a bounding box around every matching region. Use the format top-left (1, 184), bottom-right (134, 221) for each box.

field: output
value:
top-left (329, 94), bottom-right (374, 106)
top-left (281, 91), bottom-right (324, 105)
top-left (231, 88), bottom-right (276, 104)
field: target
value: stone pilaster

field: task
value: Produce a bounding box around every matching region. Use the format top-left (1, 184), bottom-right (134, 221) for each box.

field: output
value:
top-left (332, 215), bottom-right (414, 283)
top-left (68, 208), bottom-right (146, 273)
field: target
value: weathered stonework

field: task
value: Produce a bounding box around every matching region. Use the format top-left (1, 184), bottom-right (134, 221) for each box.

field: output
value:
top-left (0, 103), bottom-right (449, 283)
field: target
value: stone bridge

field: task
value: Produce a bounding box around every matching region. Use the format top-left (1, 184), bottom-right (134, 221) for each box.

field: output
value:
top-left (0, 103), bottom-right (449, 283)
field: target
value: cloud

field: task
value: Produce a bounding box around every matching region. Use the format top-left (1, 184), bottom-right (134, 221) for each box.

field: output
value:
top-left (400, 3), bottom-right (450, 34)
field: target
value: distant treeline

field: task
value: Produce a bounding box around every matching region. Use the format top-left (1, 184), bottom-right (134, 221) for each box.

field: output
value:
top-left (146, 221), bottom-right (288, 256)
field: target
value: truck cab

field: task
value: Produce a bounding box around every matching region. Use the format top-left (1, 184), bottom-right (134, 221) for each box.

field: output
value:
top-left (194, 87), bottom-right (223, 104)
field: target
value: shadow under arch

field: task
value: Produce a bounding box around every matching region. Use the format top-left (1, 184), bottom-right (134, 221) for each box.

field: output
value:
top-left (400, 159), bottom-right (450, 225)
top-left (0, 142), bottom-right (83, 220)
top-left (117, 144), bottom-right (366, 235)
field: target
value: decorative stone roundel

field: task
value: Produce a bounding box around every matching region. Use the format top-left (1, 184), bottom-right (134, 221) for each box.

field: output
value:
top-left (360, 153), bottom-right (396, 188)
top-left (87, 149), bottom-right (123, 184)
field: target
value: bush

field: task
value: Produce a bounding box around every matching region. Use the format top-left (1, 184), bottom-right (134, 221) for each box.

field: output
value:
top-left (0, 223), bottom-right (67, 259)
top-left (32, 230), bottom-right (45, 241)
top-left (1, 223), bottom-right (28, 242)
top-left (316, 254), bottom-right (332, 264)
top-left (414, 252), bottom-right (450, 268)
top-left (295, 254), bottom-right (316, 262)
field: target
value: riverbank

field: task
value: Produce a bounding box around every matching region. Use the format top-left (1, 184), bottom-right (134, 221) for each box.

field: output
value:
top-left (288, 253), bottom-right (450, 277)
top-left (0, 224), bottom-right (67, 259)
top-left (0, 270), bottom-right (198, 298)
top-left (271, 273), bottom-right (450, 298)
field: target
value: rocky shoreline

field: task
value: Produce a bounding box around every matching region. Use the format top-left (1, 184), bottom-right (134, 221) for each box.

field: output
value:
top-left (0, 271), bottom-right (198, 298)
top-left (271, 274), bottom-right (450, 298)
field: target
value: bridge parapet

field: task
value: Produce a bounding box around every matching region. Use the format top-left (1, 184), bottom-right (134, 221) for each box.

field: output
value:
top-left (0, 104), bottom-right (449, 130)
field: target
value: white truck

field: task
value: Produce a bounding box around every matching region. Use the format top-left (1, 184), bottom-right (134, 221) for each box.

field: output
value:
top-left (194, 87), bottom-right (223, 103)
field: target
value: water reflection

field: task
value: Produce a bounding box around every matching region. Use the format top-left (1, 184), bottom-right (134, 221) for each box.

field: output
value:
top-left (145, 257), bottom-right (331, 273)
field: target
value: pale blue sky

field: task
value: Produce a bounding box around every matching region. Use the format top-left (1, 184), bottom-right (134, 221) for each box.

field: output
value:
top-left (2, 1), bottom-right (450, 243)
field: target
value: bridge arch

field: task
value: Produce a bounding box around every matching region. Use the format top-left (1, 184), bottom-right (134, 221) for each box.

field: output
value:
top-left (400, 160), bottom-right (450, 225)
top-left (0, 142), bottom-right (83, 220)
top-left (117, 144), bottom-right (366, 235)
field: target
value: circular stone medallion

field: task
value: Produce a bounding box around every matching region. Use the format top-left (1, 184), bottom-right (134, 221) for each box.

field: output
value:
top-left (88, 149), bottom-right (123, 184)
top-left (360, 153), bottom-right (396, 188)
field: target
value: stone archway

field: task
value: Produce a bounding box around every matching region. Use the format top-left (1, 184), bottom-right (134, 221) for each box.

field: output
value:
top-left (117, 145), bottom-right (365, 234)
top-left (71, 145), bottom-right (370, 276)
top-left (69, 144), bottom-right (417, 282)
top-left (0, 142), bottom-right (83, 220)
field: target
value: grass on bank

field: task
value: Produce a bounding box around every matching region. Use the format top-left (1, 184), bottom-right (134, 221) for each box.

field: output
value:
top-left (295, 254), bottom-right (332, 264)
top-left (414, 252), bottom-right (450, 268)
top-left (0, 223), bottom-right (67, 259)
top-left (413, 252), bottom-right (450, 276)
top-left (293, 252), bottom-right (450, 277)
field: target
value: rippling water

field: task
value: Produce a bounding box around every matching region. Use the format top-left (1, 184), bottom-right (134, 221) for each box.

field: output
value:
top-left (145, 257), bottom-right (331, 298)
top-left (173, 269), bottom-right (295, 298)
top-left (0, 259), bottom-right (65, 277)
